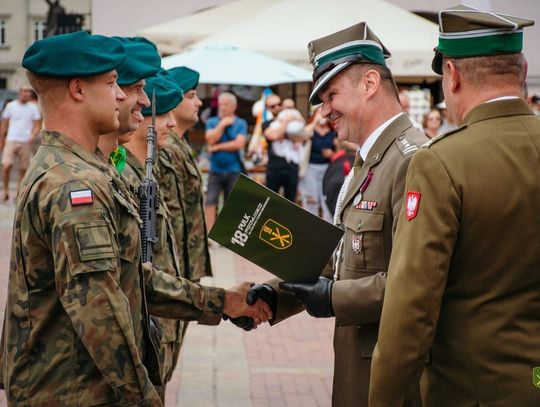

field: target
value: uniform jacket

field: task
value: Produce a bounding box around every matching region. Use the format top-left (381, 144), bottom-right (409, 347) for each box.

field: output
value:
top-left (122, 149), bottom-right (184, 384)
top-left (158, 132), bottom-right (212, 283)
top-left (370, 99), bottom-right (540, 407)
top-left (0, 132), bottom-right (224, 406)
top-left (270, 114), bottom-right (427, 406)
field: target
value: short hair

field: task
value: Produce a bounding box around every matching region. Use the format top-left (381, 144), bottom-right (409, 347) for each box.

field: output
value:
top-left (343, 63), bottom-right (399, 100)
top-left (443, 53), bottom-right (527, 88)
top-left (218, 92), bottom-right (237, 105)
top-left (26, 71), bottom-right (69, 107)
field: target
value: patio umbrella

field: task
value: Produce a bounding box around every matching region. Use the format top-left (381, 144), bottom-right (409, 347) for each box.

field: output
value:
top-left (160, 43), bottom-right (312, 86)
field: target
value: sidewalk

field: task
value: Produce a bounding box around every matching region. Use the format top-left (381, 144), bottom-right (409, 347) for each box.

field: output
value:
top-left (0, 203), bottom-right (334, 406)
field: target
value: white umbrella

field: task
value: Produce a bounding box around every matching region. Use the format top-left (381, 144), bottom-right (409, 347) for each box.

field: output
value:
top-left (161, 43), bottom-right (312, 86)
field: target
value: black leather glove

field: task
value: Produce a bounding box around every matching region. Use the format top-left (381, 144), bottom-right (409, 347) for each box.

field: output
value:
top-left (279, 277), bottom-right (334, 318)
top-left (223, 284), bottom-right (277, 331)
top-left (246, 284), bottom-right (277, 317)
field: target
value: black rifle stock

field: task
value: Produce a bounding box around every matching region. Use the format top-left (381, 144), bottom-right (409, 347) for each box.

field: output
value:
top-left (138, 91), bottom-right (158, 264)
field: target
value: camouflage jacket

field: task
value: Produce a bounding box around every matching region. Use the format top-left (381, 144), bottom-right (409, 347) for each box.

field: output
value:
top-left (157, 132), bottom-right (212, 283)
top-left (0, 131), bottom-right (224, 406)
top-left (121, 149), bottom-right (182, 345)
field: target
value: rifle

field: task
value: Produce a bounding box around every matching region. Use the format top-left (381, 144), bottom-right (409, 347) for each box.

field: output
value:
top-left (138, 90), bottom-right (159, 264)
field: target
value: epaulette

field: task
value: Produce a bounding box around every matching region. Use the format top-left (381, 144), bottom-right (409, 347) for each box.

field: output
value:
top-left (422, 124), bottom-right (467, 149)
top-left (396, 133), bottom-right (420, 157)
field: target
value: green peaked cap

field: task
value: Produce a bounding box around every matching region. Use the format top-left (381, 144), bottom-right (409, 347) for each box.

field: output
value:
top-left (141, 70), bottom-right (184, 116)
top-left (22, 31), bottom-right (126, 77)
top-left (432, 4), bottom-right (535, 74)
top-left (167, 66), bottom-right (200, 92)
top-left (113, 37), bottom-right (161, 86)
top-left (307, 22), bottom-right (391, 104)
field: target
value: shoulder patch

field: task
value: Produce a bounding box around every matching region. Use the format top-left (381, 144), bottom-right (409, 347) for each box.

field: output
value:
top-left (422, 124), bottom-right (468, 149)
top-left (70, 189), bottom-right (93, 206)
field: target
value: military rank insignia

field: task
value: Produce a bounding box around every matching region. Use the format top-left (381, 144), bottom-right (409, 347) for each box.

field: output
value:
top-left (406, 192), bottom-right (421, 220)
top-left (352, 234), bottom-right (363, 254)
top-left (70, 189), bottom-right (93, 206)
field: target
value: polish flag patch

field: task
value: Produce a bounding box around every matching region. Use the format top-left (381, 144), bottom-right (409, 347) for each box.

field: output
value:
top-left (406, 192), bottom-right (421, 220)
top-left (70, 189), bottom-right (94, 206)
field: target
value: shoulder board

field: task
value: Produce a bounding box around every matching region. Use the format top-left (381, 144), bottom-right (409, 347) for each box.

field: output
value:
top-left (422, 124), bottom-right (468, 149)
top-left (395, 133), bottom-right (422, 157)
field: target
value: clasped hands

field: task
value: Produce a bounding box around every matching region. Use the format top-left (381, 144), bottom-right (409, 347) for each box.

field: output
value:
top-left (224, 277), bottom-right (334, 331)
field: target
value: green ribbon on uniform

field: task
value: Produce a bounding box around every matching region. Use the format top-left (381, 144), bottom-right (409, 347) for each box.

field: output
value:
top-left (109, 145), bottom-right (127, 173)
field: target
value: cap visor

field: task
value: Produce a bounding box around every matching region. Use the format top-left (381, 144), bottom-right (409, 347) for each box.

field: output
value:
top-left (309, 61), bottom-right (353, 105)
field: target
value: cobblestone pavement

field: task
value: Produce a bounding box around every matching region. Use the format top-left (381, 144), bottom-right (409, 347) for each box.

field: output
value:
top-left (0, 203), bottom-right (334, 406)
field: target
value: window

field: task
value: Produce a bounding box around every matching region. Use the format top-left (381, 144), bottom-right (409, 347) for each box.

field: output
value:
top-left (0, 20), bottom-right (6, 46)
top-left (34, 20), bottom-right (46, 41)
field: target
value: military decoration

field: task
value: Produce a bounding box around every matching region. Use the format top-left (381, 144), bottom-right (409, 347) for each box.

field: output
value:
top-left (353, 170), bottom-right (374, 209)
top-left (356, 200), bottom-right (378, 210)
top-left (352, 234), bottom-right (363, 254)
top-left (406, 192), bottom-right (421, 220)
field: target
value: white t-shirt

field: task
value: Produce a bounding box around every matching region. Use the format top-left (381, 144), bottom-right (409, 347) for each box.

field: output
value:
top-left (2, 100), bottom-right (41, 143)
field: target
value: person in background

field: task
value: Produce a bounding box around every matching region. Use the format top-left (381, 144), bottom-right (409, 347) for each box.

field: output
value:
top-left (300, 105), bottom-right (337, 222)
top-left (204, 92), bottom-right (247, 229)
top-left (0, 86), bottom-right (42, 201)
top-left (262, 94), bottom-right (307, 202)
top-left (422, 108), bottom-right (443, 139)
top-left (282, 98), bottom-right (296, 109)
top-left (322, 140), bottom-right (357, 216)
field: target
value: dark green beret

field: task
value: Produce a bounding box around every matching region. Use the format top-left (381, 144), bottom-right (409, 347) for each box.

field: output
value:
top-left (141, 73), bottom-right (184, 116)
top-left (166, 67), bottom-right (200, 92)
top-left (307, 22), bottom-right (391, 104)
top-left (113, 37), bottom-right (161, 86)
top-left (22, 31), bottom-right (126, 77)
top-left (432, 4), bottom-right (535, 74)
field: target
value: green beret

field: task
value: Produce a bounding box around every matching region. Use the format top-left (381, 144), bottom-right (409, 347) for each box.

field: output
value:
top-left (141, 73), bottom-right (184, 116)
top-left (308, 22), bottom-right (391, 104)
top-left (166, 67), bottom-right (200, 92)
top-left (113, 37), bottom-right (161, 86)
top-left (432, 4), bottom-right (535, 74)
top-left (22, 31), bottom-right (126, 78)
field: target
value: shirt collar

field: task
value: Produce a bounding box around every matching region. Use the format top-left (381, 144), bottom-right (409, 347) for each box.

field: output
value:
top-left (486, 96), bottom-right (520, 103)
top-left (359, 112), bottom-right (403, 161)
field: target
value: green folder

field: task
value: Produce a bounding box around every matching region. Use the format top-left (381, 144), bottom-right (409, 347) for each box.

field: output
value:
top-left (209, 174), bottom-right (344, 282)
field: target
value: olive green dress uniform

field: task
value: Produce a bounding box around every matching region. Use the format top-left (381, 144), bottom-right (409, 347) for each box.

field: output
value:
top-left (371, 99), bottom-right (540, 407)
top-left (0, 33), bottom-right (225, 406)
top-left (271, 114), bottom-right (426, 406)
top-left (370, 6), bottom-right (540, 407)
top-left (265, 23), bottom-right (428, 407)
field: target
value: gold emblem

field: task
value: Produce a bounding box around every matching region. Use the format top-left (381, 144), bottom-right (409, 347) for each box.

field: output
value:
top-left (259, 219), bottom-right (293, 250)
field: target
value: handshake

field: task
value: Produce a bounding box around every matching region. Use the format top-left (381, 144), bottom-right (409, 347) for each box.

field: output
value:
top-left (223, 277), bottom-right (335, 330)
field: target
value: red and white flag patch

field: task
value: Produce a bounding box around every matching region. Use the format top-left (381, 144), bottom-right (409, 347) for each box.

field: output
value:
top-left (70, 189), bottom-right (93, 206)
top-left (406, 192), bottom-right (421, 220)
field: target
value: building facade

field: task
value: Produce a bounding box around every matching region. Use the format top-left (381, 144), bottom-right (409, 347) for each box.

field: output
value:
top-left (0, 0), bottom-right (91, 90)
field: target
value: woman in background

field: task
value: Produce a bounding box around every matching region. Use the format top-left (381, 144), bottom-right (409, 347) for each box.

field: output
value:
top-left (300, 106), bottom-right (337, 222)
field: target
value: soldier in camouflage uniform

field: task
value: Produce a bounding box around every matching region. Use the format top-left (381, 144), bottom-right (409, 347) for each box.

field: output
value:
top-left (0, 32), bottom-right (271, 406)
top-left (158, 66), bottom-right (212, 286)
top-left (121, 72), bottom-right (187, 387)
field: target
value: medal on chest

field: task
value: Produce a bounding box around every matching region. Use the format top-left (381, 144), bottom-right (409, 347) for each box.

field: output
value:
top-left (352, 170), bottom-right (374, 208)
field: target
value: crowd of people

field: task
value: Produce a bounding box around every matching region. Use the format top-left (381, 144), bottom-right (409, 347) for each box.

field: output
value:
top-left (0, 2), bottom-right (539, 407)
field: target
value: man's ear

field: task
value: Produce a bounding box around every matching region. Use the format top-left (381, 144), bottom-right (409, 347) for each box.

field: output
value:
top-left (363, 69), bottom-right (381, 99)
top-left (447, 61), bottom-right (461, 93)
top-left (68, 78), bottom-right (84, 102)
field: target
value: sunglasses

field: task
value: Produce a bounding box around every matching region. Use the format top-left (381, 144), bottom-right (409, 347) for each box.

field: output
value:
top-left (266, 103), bottom-right (281, 109)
